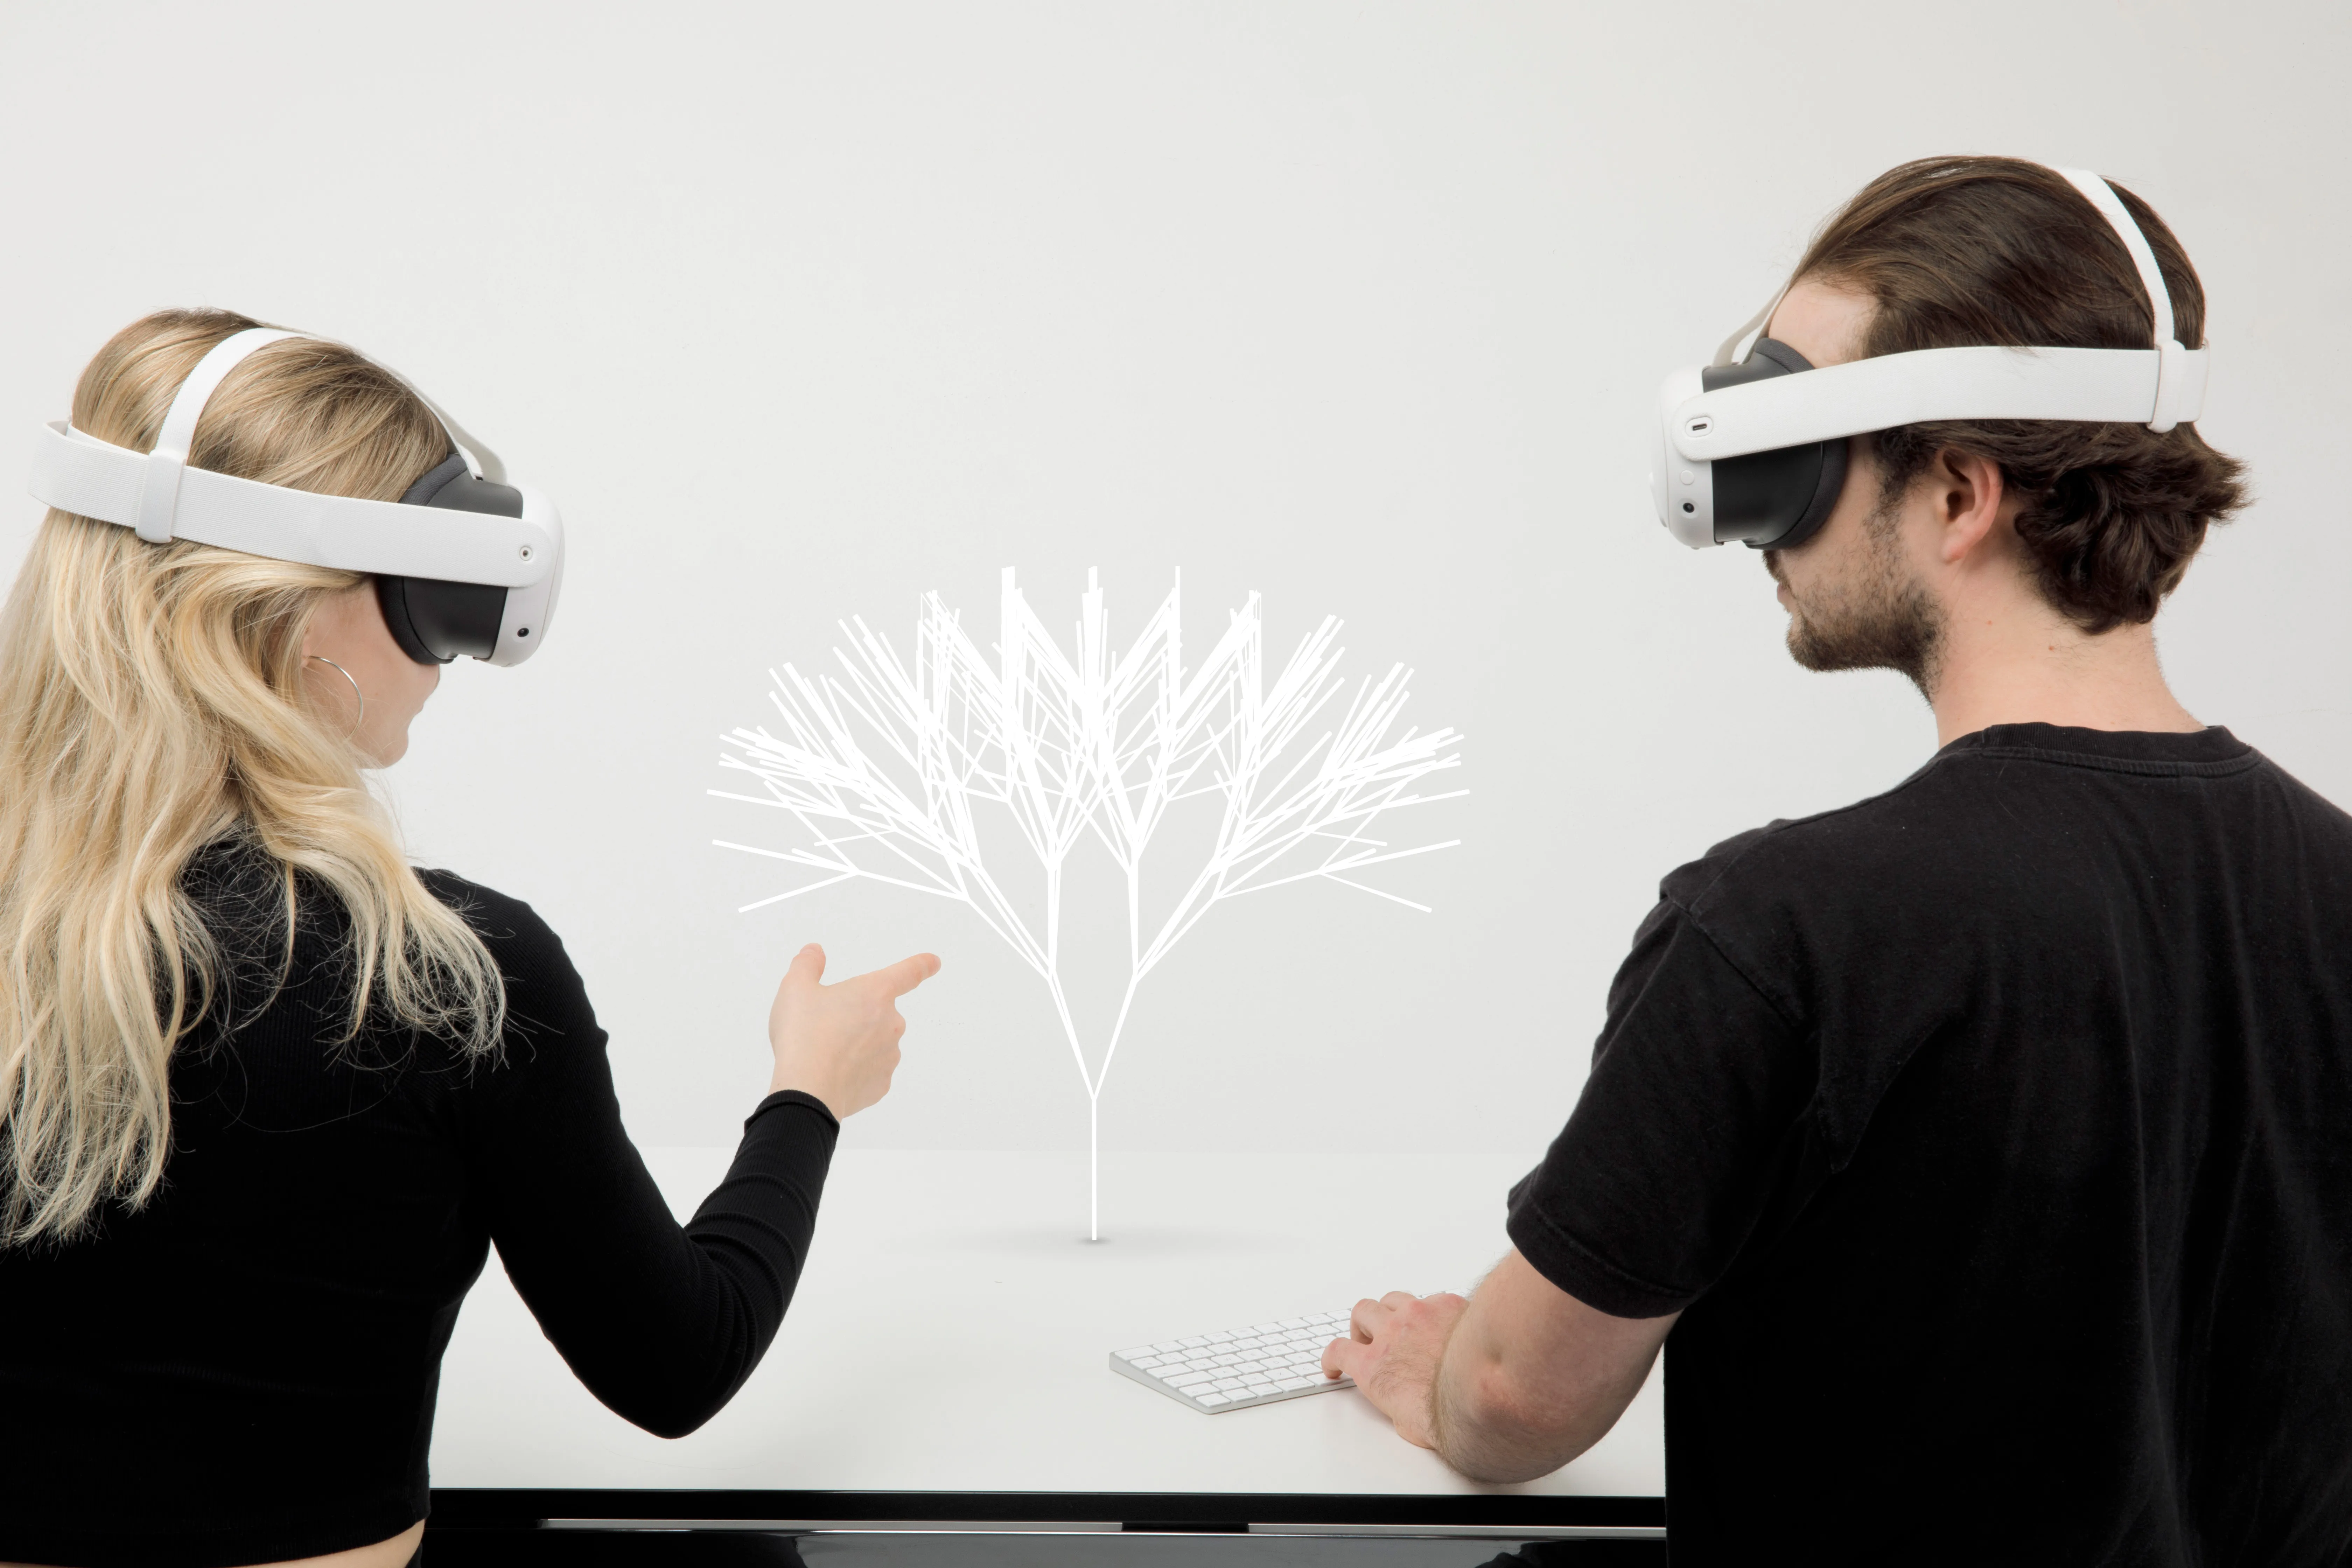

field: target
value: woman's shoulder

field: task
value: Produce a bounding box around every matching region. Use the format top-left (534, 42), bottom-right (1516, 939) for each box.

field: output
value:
top-left (412, 868), bottom-right (582, 990)
top-left (181, 840), bottom-right (606, 1083)
top-left (413, 870), bottom-right (611, 1092)
top-left (414, 866), bottom-right (554, 941)
top-left (183, 841), bottom-right (578, 987)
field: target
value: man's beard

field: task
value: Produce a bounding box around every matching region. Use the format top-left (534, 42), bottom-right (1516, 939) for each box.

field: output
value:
top-left (1765, 504), bottom-right (1946, 697)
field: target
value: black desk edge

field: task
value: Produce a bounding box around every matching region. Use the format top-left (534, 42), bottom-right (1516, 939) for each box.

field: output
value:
top-left (430, 1489), bottom-right (1664, 1532)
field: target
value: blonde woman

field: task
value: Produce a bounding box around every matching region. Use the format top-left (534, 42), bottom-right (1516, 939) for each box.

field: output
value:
top-left (0, 310), bottom-right (938, 1568)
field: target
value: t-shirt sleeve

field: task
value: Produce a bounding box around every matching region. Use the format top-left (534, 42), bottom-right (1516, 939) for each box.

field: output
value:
top-left (1506, 895), bottom-right (1814, 1319)
top-left (434, 875), bottom-right (838, 1439)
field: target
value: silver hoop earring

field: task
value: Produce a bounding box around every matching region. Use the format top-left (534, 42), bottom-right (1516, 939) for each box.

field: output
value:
top-left (307, 655), bottom-right (366, 740)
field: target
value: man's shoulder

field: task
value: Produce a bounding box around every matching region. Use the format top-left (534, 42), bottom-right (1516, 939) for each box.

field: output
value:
top-left (1659, 760), bottom-right (1959, 921)
top-left (1662, 723), bottom-right (2352, 935)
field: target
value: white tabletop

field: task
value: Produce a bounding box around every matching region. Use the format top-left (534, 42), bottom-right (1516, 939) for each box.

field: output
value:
top-left (429, 1146), bottom-right (1665, 1503)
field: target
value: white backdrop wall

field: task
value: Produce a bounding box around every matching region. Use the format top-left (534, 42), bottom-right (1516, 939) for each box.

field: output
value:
top-left (1, 2), bottom-right (2344, 1179)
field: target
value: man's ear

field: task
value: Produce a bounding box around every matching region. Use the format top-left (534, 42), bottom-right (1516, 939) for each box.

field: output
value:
top-left (1932, 446), bottom-right (2008, 567)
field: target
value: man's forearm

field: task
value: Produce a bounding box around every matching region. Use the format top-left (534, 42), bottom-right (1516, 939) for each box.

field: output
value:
top-left (1334, 1255), bottom-right (1672, 1484)
top-left (1428, 1320), bottom-right (1600, 1483)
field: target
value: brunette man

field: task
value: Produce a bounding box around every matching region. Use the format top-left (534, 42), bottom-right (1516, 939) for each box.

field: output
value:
top-left (1326, 158), bottom-right (2352, 1564)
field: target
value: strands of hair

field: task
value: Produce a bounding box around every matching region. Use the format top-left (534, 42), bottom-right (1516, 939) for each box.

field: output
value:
top-left (0, 309), bottom-right (507, 1246)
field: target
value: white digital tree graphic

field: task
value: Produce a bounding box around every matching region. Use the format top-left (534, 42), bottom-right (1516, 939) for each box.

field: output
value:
top-left (713, 570), bottom-right (1463, 1238)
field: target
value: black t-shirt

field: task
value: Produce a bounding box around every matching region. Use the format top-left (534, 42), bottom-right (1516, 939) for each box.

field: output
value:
top-left (0, 844), bottom-right (838, 1568)
top-left (1507, 724), bottom-right (2352, 1566)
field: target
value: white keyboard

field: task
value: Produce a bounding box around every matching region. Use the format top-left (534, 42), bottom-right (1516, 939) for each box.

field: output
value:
top-left (1111, 1310), bottom-right (1357, 1413)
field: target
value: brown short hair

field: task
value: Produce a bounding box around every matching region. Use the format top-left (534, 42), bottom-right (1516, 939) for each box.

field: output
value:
top-left (1794, 156), bottom-right (2247, 633)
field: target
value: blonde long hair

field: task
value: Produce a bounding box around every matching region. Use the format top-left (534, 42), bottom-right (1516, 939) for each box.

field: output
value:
top-left (0, 308), bottom-right (507, 1245)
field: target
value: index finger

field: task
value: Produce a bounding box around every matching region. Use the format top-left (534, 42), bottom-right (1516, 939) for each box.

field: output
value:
top-left (1350, 1295), bottom-right (1394, 1343)
top-left (868, 952), bottom-right (941, 997)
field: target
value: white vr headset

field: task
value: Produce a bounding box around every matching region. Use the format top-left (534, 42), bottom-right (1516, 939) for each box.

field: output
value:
top-left (26, 326), bottom-right (564, 666)
top-left (1652, 166), bottom-right (2210, 552)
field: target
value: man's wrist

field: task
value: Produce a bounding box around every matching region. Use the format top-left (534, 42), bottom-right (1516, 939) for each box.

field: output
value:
top-left (1425, 1334), bottom-right (1463, 1458)
top-left (1407, 1300), bottom-right (1472, 1454)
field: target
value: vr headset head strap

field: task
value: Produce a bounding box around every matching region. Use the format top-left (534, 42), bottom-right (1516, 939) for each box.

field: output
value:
top-left (2057, 168), bottom-right (2175, 348)
top-left (2056, 167), bottom-right (2196, 432)
top-left (1711, 282), bottom-right (1791, 370)
top-left (135, 327), bottom-right (306, 544)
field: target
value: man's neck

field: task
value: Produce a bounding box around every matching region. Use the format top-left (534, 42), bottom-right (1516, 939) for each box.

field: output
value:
top-left (1926, 610), bottom-right (2200, 749)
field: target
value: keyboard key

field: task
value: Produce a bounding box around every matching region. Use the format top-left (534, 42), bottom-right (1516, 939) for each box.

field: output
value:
top-left (1212, 1377), bottom-right (1247, 1391)
top-left (1198, 1393), bottom-right (1230, 1406)
top-left (1166, 1372), bottom-right (1211, 1388)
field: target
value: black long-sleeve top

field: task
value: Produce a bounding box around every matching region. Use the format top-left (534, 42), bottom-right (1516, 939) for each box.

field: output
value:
top-left (0, 841), bottom-right (837, 1567)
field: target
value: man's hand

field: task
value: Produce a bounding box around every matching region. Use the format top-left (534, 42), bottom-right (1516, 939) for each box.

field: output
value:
top-left (766, 944), bottom-right (941, 1118)
top-left (1329, 1253), bottom-right (1678, 1483)
top-left (1321, 1290), bottom-right (1471, 1449)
